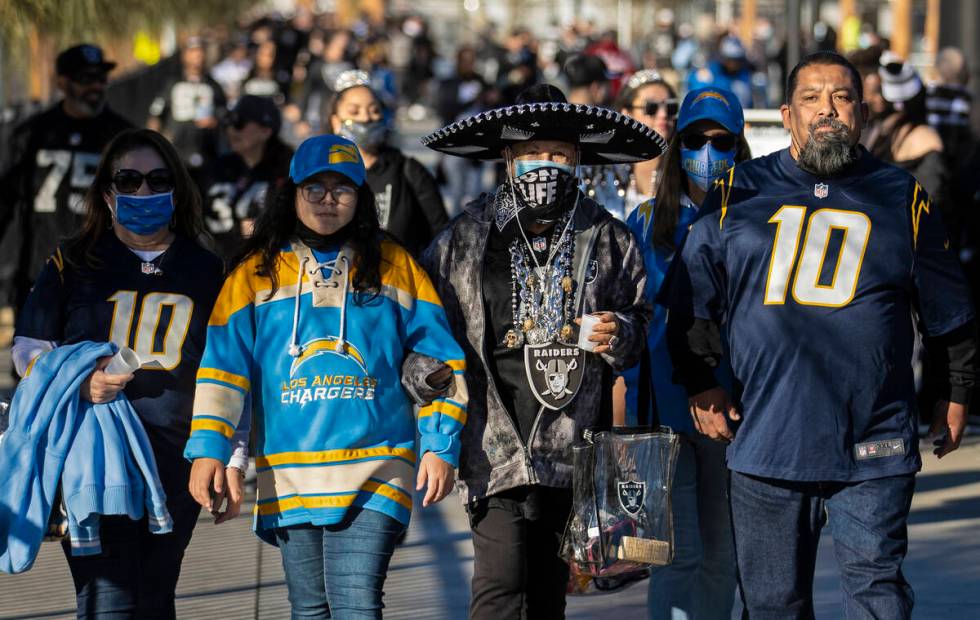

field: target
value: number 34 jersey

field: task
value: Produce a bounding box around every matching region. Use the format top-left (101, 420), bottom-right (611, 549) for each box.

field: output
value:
top-left (671, 147), bottom-right (974, 482)
top-left (15, 233), bottom-right (224, 448)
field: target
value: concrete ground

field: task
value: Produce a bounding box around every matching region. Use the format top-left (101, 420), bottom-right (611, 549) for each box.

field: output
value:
top-left (1, 435), bottom-right (978, 619)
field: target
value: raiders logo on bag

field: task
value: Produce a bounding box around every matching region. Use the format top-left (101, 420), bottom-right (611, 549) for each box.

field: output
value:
top-left (618, 480), bottom-right (646, 515)
top-left (524, 343), bottom-right (585, 410)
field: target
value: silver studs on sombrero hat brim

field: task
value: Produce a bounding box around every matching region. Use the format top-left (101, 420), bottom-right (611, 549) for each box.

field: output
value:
top-left (420, 102), bottom-right (668, 165)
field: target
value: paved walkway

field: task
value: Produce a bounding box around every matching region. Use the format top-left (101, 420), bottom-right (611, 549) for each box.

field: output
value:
top-left (1, 436), bottom-right (978, 619)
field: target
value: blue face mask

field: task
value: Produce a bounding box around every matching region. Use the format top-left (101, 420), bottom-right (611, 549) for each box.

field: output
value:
top-left (680, 145), bottom-right (736, 191)
top-left (513, 159), bottom-right (576, 177)
top-left (113, 192), bottom-right (175, 235)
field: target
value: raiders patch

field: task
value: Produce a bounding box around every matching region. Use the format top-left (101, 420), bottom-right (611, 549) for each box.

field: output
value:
top-left (854, 438), bottom-right (905, 461)
top-left (585, 259), bottom-right (599, 284)
top-left (524, 343), bottom-right (585, 411)
top-left (618, 480), bottom-right (646, 515)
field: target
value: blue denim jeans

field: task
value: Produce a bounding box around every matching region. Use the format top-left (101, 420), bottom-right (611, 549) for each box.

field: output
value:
top-left (62, 490), bottom-right (200, 619)
top-left (275, 508), bottom-right (406, 620)
top-left (730, 472), bottom-right (916, 620)
top-left (647, 434), bottom-right (737, 620)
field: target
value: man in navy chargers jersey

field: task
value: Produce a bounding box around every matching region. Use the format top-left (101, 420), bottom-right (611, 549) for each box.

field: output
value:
top-left (664, 52), bottom-right (976, 618)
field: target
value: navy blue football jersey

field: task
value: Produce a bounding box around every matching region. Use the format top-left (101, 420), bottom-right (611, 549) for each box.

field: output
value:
top-left (669, 147), bottom-right (974, 481)
top-left (16, 233), bottom-right (224, 452)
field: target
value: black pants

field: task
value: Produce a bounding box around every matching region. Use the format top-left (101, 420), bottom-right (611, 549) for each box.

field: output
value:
top-left (62, 490), bottom-right (200, 620)
top-left (468, 485), bottom-right (573, 620)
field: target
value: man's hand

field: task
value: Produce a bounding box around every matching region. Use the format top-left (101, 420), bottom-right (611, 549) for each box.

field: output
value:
top-left (80, 356), bottom-right (134, 403)
top-left (930, 400), bottom-right (968, 458)
top-left (577, 312), bottom-right (619, 355)
top-left (189, 458), bottom-right (226, 514)
top-left (689, 386), bottom-right (740, 442)
top-left (425, 364), bottom-right (453, 390)
top-left (213, 467), bottom-right (245, 524)
top-left (416, 452), bottom-right (455, 507)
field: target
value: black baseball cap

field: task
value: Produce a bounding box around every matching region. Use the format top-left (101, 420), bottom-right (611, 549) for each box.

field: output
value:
top-left (563, 54), bottom-right (611, 89)
top-left (56, 44), bottom-right (116, 76)
top-left (227, 95), bottom-right (281, 133)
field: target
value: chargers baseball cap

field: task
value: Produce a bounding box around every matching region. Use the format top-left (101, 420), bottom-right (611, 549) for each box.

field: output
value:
top-left (289, 134), bottom-right (366, 186)
top-left (677, 87), bottom-right (745, 135)
top-left (56, 44), bottom-right (116, 76)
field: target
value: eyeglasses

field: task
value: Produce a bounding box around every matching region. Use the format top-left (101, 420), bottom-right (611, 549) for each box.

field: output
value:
top-left (632, 99), bottom-right (679, 117)
top-left (680, 133), bottom-right (737, 151)
top-left (70, 71), bottom-right (108, 86)
top-left (112, 168), bottom-right (176, 194)
top-left (300, 182), bottom-right (357, 205)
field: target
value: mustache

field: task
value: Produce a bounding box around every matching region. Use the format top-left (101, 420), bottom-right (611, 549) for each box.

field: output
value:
top-left (808, 117), bottom-right (849, 136)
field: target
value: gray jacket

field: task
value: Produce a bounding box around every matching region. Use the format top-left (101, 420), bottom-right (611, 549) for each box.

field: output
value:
top-left (406, 188), bottom-right (650, 504)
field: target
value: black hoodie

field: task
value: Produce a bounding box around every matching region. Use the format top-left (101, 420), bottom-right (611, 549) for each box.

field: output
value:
top-left (365, 146), bottom-right (448, 255)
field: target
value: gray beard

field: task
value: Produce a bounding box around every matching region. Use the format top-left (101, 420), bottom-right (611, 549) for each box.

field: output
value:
top-left (797, 125), bottom-right (856, 178)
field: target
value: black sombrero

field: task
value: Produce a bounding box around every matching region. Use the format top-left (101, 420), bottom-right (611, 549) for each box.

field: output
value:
top-left (421, 101), bottom-right (667, 165)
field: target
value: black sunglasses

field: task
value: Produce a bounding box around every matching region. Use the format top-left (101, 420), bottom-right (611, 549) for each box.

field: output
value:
top-left (70, 71), bottom-right (108, 86)
top-left (112, 168), bottom-right (175, 194)
top-left (680, 133), bottom-right (737, 151)
top-left (632, 99), bottom-right (679, 117)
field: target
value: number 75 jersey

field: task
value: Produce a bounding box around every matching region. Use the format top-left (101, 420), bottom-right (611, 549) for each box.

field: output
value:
top-left (669, 147), bottom-right (974, 482)
top-left (15, 234), bottom-right (224, 448)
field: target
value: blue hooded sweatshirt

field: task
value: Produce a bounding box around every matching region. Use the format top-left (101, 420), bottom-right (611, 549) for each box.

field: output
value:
top-left (0, 341), bottom-right (172, 574)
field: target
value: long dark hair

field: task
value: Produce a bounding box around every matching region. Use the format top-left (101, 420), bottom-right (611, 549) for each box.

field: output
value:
top-left (65, 128), bottom-right (207, 268)
top-left (871, 88), bottom-right (929, 161)
top-left (232, 178), bottom-right (384, 302)
top-left (613, 76), bottom-right (677, 118)
top-left (651, 129), bottom-right (752, 250)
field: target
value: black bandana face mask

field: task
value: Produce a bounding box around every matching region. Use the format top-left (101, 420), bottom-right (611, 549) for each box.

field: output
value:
top-left (509, 164), bottom-right (578, 225)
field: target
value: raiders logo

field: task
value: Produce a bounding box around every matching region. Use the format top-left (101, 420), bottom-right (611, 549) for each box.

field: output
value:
top-left (618, 480), bottom-right (646, 516)
top-left (524, 343), bottom-right (585, 411)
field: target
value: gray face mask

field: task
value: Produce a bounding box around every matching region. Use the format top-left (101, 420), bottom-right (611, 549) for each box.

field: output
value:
top-left (337, 119), bottom-right (388, 152)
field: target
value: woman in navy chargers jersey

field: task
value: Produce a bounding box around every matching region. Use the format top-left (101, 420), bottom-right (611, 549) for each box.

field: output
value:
top-left (13, 128), bottom-right (235, 619)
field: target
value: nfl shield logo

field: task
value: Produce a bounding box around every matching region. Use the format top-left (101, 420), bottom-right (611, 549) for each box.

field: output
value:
top-left (532, 236), bottom-right (547, 252)
top-left (814, 183), bottom-right (829, 198)
top-left (617, 480), bottom-right (646, 516)
top-left (141, 262), bottom-right (157, 275)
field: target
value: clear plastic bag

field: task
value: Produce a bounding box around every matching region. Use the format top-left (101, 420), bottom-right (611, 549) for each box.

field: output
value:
top-left (560, 426), bottom-right (680, 580)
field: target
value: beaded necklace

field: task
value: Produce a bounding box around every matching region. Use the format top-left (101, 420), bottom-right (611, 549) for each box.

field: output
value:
top-left (504, 210), bottom-right (577, 348)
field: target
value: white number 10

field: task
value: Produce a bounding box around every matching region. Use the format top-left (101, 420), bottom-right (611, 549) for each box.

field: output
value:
top-left (764, 207), bottom-right (871, 307)
top-left (108, 291), bottom-right (194, 370)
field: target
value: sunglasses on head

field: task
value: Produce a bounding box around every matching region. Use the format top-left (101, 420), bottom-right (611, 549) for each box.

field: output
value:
top-left (70, 71), bottom-right (108, 86)
top-left (112, 168), bottom-right (175, 194)
top-left (882, 62), bottom-right (905, 76)
top-left (681, 133), bottom-right (737, 151)
top-left (632, 99), bottom-right (679, 117)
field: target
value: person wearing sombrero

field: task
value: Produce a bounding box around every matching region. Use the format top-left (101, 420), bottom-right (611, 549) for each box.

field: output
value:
top-left (408, 84), bottom-right (664, 618)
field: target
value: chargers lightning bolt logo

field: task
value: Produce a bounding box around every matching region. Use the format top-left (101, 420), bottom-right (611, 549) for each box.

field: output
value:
top-left (290, 337), bottom-right (368, 376)
top-left (910, 182), bottom-right (931, 250)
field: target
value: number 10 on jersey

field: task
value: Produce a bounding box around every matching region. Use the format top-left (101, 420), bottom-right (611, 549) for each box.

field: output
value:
top-left (108, 291), bottom-right (194, 370)
top-left (764, 207), bottom-right (871, 307)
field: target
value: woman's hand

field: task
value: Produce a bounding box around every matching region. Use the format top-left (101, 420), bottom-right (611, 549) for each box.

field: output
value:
top-left (80, 356), bottom-right (134, 403)
top-left (576, 311), bottom-right (620, 355)
top-left (213, 467), bottom-right (245, 524)
top-left (416, 452), bottom-right (455, 507)
top-left (189, 457), bottom-right (228, 516)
